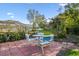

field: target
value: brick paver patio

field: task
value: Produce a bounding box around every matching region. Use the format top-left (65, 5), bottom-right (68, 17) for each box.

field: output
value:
top-left (0, 40), bottom-right (76, 56)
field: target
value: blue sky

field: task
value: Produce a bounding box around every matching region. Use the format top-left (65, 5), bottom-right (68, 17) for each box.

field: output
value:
top-left (0, 3), bottom-right (66, 24)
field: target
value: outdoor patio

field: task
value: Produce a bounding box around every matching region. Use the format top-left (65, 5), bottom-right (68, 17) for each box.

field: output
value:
top-left (0, 40), bottom-right (78, 56)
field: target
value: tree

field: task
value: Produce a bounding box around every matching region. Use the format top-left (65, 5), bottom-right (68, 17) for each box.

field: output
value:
top-left (27, 9), bottom-right (46, 32)
top-left (64, 4), bottom-right (79, 34)
top-left (50, 3), bottom-right (79, 35)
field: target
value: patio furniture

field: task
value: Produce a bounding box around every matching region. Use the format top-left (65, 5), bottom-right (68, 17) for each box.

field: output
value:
top-left (33, 34), bottom-right (54, 55)
top-left (25, 34), bottom-right (37, 41)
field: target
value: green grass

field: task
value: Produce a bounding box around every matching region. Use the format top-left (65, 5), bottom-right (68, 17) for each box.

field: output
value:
top-left (64, 49), bottom-right (79, 56)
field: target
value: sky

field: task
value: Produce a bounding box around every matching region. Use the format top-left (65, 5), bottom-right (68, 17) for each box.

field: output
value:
top-left (0, 3), bottom-right (66, 24)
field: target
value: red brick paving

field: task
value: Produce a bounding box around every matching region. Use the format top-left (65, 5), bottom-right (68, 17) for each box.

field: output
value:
top-left (0, 40), bottom-right (63, 56)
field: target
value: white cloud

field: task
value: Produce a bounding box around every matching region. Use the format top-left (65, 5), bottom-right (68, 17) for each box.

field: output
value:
top-left (7, 12), bottom-right (14, 16)
top-left (7, 12), bottom-right (15, 19)
top-left (59, 3), bottom-right (67, 7)
top-left (10, 15), bottom-right (14, 18)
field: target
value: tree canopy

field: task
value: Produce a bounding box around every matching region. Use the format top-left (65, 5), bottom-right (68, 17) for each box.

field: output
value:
top-left (49, 3), bottom-right (79, 35)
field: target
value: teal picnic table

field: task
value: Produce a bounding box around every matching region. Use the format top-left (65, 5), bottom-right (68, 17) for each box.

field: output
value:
top-left (33, 34), bottom-right (54, 55)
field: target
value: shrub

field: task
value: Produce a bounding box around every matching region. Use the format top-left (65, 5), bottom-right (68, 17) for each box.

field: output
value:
top-left (0, 32), bottom-right (26, 43)
top-left (68, 26), bottom-right (79, 35)
top-left (8, 32), bottom-right (25, 41)
top-left (0, 34), bottom-right (7, 43)
top-left (8, 32), bottom-right (20, 41)
top-left (64, 49), bottom-right (79, 56)
top-left (14, 32), bottom-right (21, 40)
top-left (19, 32), bottom-right (26, 39)
top-left (57, 32), bottom-right (66, 39)
top-left (8, 32), bottom-right (16, 41)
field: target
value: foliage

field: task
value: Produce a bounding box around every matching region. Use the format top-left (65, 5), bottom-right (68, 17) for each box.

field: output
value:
top-left (49, 3), bottom-right (79, 36)
top-left (56, 32), bottom-right (66, 39)
top-left (27, 9), bottom-right (47, 33)
top-left (0, 32), bottom-right (25, 43)
top-left (40, 30), bottom-right (53, 35)
top-left (64, 49), bottom-right (79, 56)
top-left (0, 34), bottom-right (7, 43)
